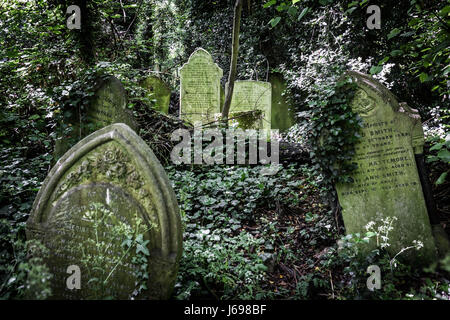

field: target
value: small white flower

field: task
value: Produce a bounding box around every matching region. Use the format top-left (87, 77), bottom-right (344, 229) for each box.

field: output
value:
top-left (365, 221), bottom-right (375, 231)
top-left (412, 240), bottom-right (424, 250)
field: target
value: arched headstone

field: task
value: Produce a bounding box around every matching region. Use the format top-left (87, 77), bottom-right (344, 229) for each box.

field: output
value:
top-left (28, 123), bottom-right (182, 299)
top-left (179, 48), bottom-right (223, 125)
top-left (335, 71), bottom-right (437, 264)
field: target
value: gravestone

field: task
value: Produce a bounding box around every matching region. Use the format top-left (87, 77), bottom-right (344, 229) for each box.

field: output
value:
top-left (179, 48), bottom-right (223, 125)
top-left (140, 76), bottom-right (171, 114)
top-left (87, 76), bottom-right (137, 131)
top-left (228, 80), bottom-right (272, 130)
top-left (28, 123), bottom-right (182, 299)
top-left (335, 71), bottom-right (437, 263)
top-left (269, 74), bottom-right (295, 132)
top-left (54, 76), bottom-right (138, 161)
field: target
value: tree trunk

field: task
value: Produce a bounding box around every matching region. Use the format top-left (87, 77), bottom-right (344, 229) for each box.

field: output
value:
top-left (221, 0), bottom-right (243, 126)
top-left (73, 0), bottom-right (95, 66)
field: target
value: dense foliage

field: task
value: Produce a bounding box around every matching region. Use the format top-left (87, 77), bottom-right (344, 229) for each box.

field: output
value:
top-left (0, 0), bottom-right (449, 300)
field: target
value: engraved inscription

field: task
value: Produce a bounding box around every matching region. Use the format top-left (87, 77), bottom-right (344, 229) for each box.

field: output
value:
top-left (229, 81), bottom-right (272, 130)
top-left (179, 49), bottom-right (223, 124)
top-left (339, 119), bottom-right (419, 198)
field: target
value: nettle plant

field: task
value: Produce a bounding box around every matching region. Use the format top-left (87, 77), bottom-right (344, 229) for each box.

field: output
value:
top-left (338, 217), bottom-right (423, 266)
top-left (76, 203), bottom-right (154, 300)
top-left (328, 216), bottom-right (425, 299)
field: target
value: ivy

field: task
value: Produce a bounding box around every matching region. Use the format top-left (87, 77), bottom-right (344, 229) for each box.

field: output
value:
top-left (306, 75), bottom-right (362, 187)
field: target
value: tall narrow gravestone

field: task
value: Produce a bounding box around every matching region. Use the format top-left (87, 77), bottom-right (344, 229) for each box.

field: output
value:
top-left (228, 80), bottom-right (272, 130)
top-left (140, 76), bottom-right (171, 114)
top-left (336, 71), bottom-right (437, 263)
top-left (28, 123), bottom-right (182, 299)
top-left (179, 48), bottom-right (223, 125)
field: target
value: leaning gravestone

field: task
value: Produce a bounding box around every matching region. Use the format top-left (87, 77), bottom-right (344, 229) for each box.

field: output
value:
top-left (179, 48), bottom-right (223, 125)
top-left (228, 80), bottom-right (272, 130)
top-left (54, 76), bottom-right (138, 161)
top-left (140, 76), bottom-right (171, 114)
top-left (336, 71), bottom-right (437, 263)
top-left (28, 123), bottom-right (182, 299)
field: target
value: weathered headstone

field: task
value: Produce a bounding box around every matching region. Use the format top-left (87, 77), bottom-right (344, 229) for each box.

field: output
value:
top-left (87, 76), bottom-right (137, 131)
top-left (336, 71), bottom-right (437, 263)
top-left (228, 80), bottom-right (272, 130)
top-left (28, 123), bottom-right (182, 299)
top-left (269, 74), bottom-right (295, 132)
top-left (179, 48), bottom-right (223, 125)
top-left (54, 76), bottom-right (138, 161)
top-left (140, 76), bottom-right (171, 114)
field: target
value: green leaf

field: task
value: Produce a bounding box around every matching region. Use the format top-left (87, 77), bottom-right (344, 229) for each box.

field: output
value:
top-left (293, 0), bottom-right (301, 4)
top-left (269, 16), bottom-right (281, 27)
top-left (136, 243), bottom-right (150, 256)
top-left (439, 5), bottom-right (450, 16)
top-left (345, 7), bottom-right (357, 14)
top-left (360, 0), bottom-right (369, 6)
top-left (419, 72), bottom-right (429, 83)
top-left (431, 85), bottom-right (440, 92)
top-left (288, 6), bottom-right (298, 16)
top-left (436, 172), bottom-right (448, 185)
top-left (437, 148), bottom-right (450, 163)
top-left (379, 56), bottom-right (389, 65)
top-left (408, 18), bottom-right (420, 27)
top-left (264, 0), bottom-right (277, 8)
top-left (429, 142), bottom-right (443, 152)
top-left (387, 28), bottom-right (401, 39)
top-left (390, 50), bottom-right (403, 57)
top-left (256, 264), bottom-right (268, 272)
top-left (369, 66), bottom-right (382, 75)
top-left (298, 7), bottom-right (309, 21)
top-left (400, 31), bottom-right (415, 37)
top-left (121, 239), bottom-right (132, 248)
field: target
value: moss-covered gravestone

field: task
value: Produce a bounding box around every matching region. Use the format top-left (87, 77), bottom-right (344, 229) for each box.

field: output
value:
top-left (87, 76), bottom-right (137, 131)
top-left (140, 76), bottom-right (171, 114)
top-left (228, 80), bottom-right (272, 130)
top-left (27, 123), bottom-right (182, 299)
top-left (269, 74), bottom-right (295, 132)
top-left (179, 48), bottom-right (223, 125)
top-left (336, 71), bottom-right (437, 263)
top-left (54, 76), bottom-right (137, 161)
